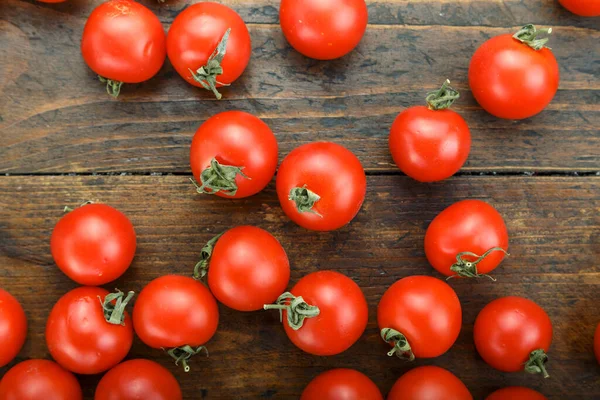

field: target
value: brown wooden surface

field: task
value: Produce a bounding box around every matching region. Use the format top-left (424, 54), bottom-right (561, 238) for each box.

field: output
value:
top-left (1, 0), bottom-right (599, 399)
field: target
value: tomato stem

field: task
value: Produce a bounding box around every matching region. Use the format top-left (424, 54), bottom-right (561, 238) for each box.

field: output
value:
top-left (99, 289), bottom-right (135, 326)
top-left (288, 186), bottom-right (323, 217)
top-left (191, 158), bottom-right (249, 197)
top-left (524, 349), bottom-right (550, 378)
top-left (447, 247), bottom-right (508, 281)
top-left (425, 79), bottom-right (460, 110)
top-left (380, 328), bottom-right (415, 361)
top-left (189, 28), bottom-right (232, 99)
top-left (166, 345), bottom-right (208, 372)
top-left (263, 292), bottom-right (320, 330)
top-left (63, 200), bottom-right (94, 213)
top-left (513, 24), bottom-right (553, 51)
top-left (193, 232), bottom-right (225, 280)
top-left (98, 76), bottom-right (124, 98)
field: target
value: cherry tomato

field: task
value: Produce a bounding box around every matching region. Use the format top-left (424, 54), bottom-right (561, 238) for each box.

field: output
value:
top-left (594, 322), bottom-right (600, 364)
top-left (388, 366), bottom-right (472, 400)
top-left (377, 276), bottom-right (462, 360)
top-left (265, 270), bottom-right (368, 356)
top-left (0, 359), bottom-right (82, 400)
top-left (559, 0), bottom-right (600, 16)
top-left (190, 111), bottom-right (278, 198)
top-left (280, 0), bottom-right (368, 60)
top-left (425, 200), bottom-right (509, 278)
top-left (276, 142), bottom-right (366, 231)
top-left (197, 226), bottom-right (290, 311)
top-left (474, 296), bottom-right (553, 377)
top-left (95, 359), bottom-right (182, 400)
top-left (46, 287), bottom-right (134, 374)
top-left (51, 203), bottom-right (136, 286)
top-left (0, 289), bottom-right (27, 368)
top-left (133, 275), bottom-right (219, 371)
top-left (389, 80), bottom-right (471, 182)
top-left (301, 368), bottom-right (382, 400)
top-left (486, 386), bottom-right (547, 400)
top-left (469, 24), bottom-right (559, 119)
top-left (167, 2), bottom-right (251, 99)
top-left (81, 0), bottom-right (166, 97)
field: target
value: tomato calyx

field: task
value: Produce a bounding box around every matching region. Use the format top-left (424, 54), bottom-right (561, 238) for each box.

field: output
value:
top-left (288, 186), bottom-right (323, 217)
top-left (263, 292), bottom-right (320, 330)
top-left (513, 24), bottom-right (553, 51)
top-left (166, 345), bottom-right (208, 372)
top-left (425, 79), bottom-right (460, 110)
top-left (524, 349), bottom-right (550, 378)
top-left (188, 28), bottom-right (232, 100)
top-left (191, 158), bottom-right (250, 196)
top-left (380, 328), bottom-right (415, 361)
top-left (98, 76), bottom-right (124, 98)
top-left (447, 247), bottom-right (509, 281)
top-left (99, 289), bottom-right (135, 326)
top-left (63, 200), bottom-right (94, 213)
top-left (193, 232), bottom-right (225, 280)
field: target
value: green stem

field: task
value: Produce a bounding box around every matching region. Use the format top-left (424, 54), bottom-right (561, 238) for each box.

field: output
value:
top-left (425, 79), bottom-right (460, 110)
top-left (191, 158), bottom-right (249, 197)
top-left (63, 200), bottom-right (94, 213)
top-left (513, 24), bottom-right (553, 50)
top-left (166, 345), bottom-right (208, 372)
top-left (189, 28), bottom-right (231, 99)
top-left (447, 247), bottom-right (509, 281)
top-left (263, 292), bottom-right (320, 331)
top-left (98, 76), bottom-right (124, 98)
top-left (99, 289), bottom-right (135, 326)
top-left (380, 328), bottom-right (415, 361)
top-left (193, 232), bottom-right (225, 280)
top-left (288, 186), bottom-right (322, 217)
top-left (524, 349), bottom-right (550, 378)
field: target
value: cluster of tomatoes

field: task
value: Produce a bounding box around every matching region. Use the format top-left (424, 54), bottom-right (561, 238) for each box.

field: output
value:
top-left (2, 0), bottom-right (599, 399)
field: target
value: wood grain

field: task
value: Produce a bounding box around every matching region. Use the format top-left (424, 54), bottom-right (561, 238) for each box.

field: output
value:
top-left (1, 175), bottom-right (599, 399)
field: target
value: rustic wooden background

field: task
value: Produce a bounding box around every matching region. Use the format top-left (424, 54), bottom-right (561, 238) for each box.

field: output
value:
top-left (1, 0), bottom-right (599, 399)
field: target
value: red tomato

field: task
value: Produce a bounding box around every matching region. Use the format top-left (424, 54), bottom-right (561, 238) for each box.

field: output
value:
top-left (276, 142), bottom-right (366, 231)
top-left (388, 366), bottom-right (472, 400)
top-left (0, 289), bottom-right (27, 367)
top-left (81, 0), bottom-right (166, 97)
top-left (377, 276), bottom-right (462, 360)
top-left (51, 203), bottom-right (136, 286)
top-left (469, 25), bottom-right (559, 119)
top-left (486, 386), bottom-right (547, 400)
top-left (197, 226), bottom-right (290, 311)
top-left (167, 2), bottom-right (251, 98)
top-left (389, 80), bottom-right (471, 182)
top-left (425, 200), bottom-right (509, 278)
top-left (559, 0), bottom-right (600, 16)
top-left (265, 270), bottom-right (368, 356)
top-left (594, 322), bottom-right (600, 364)
top-left (0, 359), bottom-right (82, 400)
top-left (133, 275), bottom-right (219, 371)
top-left (95, 359), bottom-right (182, 400)
top-left (474, 296), bottom-right (552, 377)
top-left (46, 287), bottom-right (134, 374)
top-left (301, 368), bottom-right (382, 400)
top-left (190, 111), bottom-right (278, 198)
top-left (280, 0), bottom-right (368, 60)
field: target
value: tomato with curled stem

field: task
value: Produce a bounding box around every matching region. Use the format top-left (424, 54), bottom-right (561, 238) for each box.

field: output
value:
top-left (559, 0), bottom-right (600, 16)
top-left (301, 368), bottom-right (383, 400)
top-left (387, 366), bottom-right (472, 400)
top-left (486, 386), bottom-right (547, 400)
top-left (264, 270), bottom-right (368, 356)
top-left (190, 111), bottom-right (278, 199)
top-left (0, 289), bottom-right (27, 367)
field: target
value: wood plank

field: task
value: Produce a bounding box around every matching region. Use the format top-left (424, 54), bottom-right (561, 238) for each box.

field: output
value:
top-left (1, 1), bottom-right (598, 173)
top-left (1, 175), bottom-right (599, 399)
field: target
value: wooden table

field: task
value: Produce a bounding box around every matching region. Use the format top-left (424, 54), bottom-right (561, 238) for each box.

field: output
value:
top-left (1, 0), bottom-right (599, 398)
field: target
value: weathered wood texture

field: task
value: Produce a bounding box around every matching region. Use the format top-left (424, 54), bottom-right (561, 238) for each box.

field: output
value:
top-left (1, 0), bottom-right (598, 173)
top-left (1, 176), bottom-right (599, 399)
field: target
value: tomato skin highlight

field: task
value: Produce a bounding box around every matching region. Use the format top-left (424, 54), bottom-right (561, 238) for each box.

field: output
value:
top-left (190, 111), bottom-right (278, 198)
top-left (559, 0), bottom-right (600, 16)
top-left (0, 289), bottom-right (27, 368)
top-left (389, 105), bottom-right (471, 182)
top-left (95, 359), bottom-right (182, 400)
top-left (486, 386), bottom-right (547, 400)
top-left (301, 368), bottom-right (383, 400)
top-left (280, 0), bottom-right (368, 60)
top-left (469, 33), bottom-right (559, 120)
top-left (51, 203), bottom-right (136, 286)
top-left (387, 366), bottom-right (472, 400)
top-left (474, 296), bottom-right (553, 373)
top-left (594, 322), bottom-right (600, 364)
top-left (0, 359), bottom-right (82, 400)
top-left (81, 0), bottom-right (166, 83)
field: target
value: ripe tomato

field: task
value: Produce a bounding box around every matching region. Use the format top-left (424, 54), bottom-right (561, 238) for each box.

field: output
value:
top-left (0, 359), bottom-right (82, 400)
top-left (377, 276), bottom-right (462, 360)
top-left (559, 0), bottom-right (600, 16)
top-left (81, 0), bottom-right (166, 97)
top-left (469, 24), bottom-right (559, 119)
top-left (0, 289), bottom-right (27, 368)
top-left (474, 296), bottom-right (553, 377)
top-left (265, 270), bottom-right (368, 356)
top-left (95, 359), bottom-right (182, 400)
top-left (51, 203), bottom-right (136, 286)
top-left (279, 0), bottom-right (368, 60)
top-left (594, 322), bottom-right (600, 364)
top-left (389, 80), bottom-right (471, 182)
top-left (276, 142), bottom-right (366, 231)
top-left (167, 2), bottom-right (251, 99)
top-left (486, 386), bottom-right (547, 400)
top-left (133, 275), bottom-right (219, 371)
top-left (190, 111), bottom-right (278, 198)
top-left (425, 200), bottom-right (508, 279)
top-left (46, 287), bottom-right (134, 374)
top-left (196, 226), bottom-right (290, 311)
top-left (387, 366), bottom-right (472, 400)
top-left (301, 368), bottom-right (383, 400)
